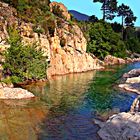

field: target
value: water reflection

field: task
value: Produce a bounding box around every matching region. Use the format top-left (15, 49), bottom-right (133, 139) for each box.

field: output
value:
top-left (25, 71), bottom-right (102, 140)
top-left (0, 63), bottom-right (140, 140)
top-left (0, 99), bottom-right (48, 140)
top-left (25, 71), bottom-right (97, 113)
top-left (86, 68), bottom-right (137, 120)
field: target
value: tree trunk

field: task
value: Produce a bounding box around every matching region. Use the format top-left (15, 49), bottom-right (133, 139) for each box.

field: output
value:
top-left (122, 15), bottom-right (124, 40)
top-left (102, 1), bottom-right (106, 21)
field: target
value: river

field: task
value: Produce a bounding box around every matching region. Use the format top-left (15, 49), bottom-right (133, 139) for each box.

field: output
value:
top-left (0, 62), bottom-right (140, 140)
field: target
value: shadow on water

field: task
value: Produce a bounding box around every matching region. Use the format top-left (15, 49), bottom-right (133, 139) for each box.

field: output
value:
top-left (0, 62), bottom-right (140, 140)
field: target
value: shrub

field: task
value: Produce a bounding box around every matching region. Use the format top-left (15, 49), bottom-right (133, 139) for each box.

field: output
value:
top-left (86, 21), bottom-right (127, 59)
top-left (3, 27), bottom-right (47, 83)
top-left (33, 26), bottom-right (45, 34)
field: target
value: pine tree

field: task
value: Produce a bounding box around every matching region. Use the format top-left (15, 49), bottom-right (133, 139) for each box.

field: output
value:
top-left (117, 3), bottom-right (137, 39)
top-left (93, 0), bottom-right (117, 21)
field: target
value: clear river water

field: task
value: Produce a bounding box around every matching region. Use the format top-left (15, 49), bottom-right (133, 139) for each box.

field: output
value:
top-left (1, 62), bottom-right (140, 140)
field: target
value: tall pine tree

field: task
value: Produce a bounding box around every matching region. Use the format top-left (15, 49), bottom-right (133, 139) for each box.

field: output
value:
top-left (93, 0), bottom-right (117, 21)
top-left (117, 3), bottom-right (137, 39)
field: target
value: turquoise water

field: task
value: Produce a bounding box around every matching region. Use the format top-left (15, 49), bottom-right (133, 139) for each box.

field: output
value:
top-left (0, 62), bottom-right (140, 140)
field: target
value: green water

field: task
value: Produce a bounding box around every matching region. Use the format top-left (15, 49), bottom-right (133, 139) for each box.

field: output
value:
top-left (0, 62), bottom-right (140, 140)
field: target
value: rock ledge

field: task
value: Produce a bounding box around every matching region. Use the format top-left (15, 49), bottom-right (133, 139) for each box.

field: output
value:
top-left (0, 87), bottom-right (34, 99)
top-left (98, 112), bottom-right (140, 140)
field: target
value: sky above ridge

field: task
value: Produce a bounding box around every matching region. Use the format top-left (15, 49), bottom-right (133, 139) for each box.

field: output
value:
top-left (51, 0), bottom-right (140, 26)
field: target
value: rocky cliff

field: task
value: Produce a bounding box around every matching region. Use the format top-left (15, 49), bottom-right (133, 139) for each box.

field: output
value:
top-left (0, 1), bottom-right (103, 78)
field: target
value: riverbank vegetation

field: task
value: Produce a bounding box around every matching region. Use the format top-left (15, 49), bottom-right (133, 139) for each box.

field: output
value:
top-left (2, 27), bottom-right (47, 84)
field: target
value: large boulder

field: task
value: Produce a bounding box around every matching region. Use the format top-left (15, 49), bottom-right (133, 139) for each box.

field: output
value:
top-left (123, 69), bottom-right (140, 78)
top-left (98, 112), bottom-right (140, 140)
top-left (119, 83), bottom-right (140, 94)
top-left (0, 87), bottom-right (34, 99)
top-left (119, 69), bottom-right (140, 95)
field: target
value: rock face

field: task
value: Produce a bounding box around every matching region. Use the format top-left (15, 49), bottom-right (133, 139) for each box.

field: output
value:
top-left (0, 1), bottom-right (104, 77)
top-left (49, 2), bottom-right (71, 20)
top-left (98, 112), bottom-right (140, 140)
top-left (47, 48), bottom-right (103, 76)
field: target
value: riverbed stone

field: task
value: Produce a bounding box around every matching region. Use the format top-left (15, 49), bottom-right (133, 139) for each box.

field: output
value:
top-left (0, 87), bottom-right (34, 99)
top-left (98, 112), bottom-right (140, 140)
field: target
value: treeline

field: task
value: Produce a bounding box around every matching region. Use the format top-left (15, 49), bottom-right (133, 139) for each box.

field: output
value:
top-left (78, 0), bottom-right (140, 59)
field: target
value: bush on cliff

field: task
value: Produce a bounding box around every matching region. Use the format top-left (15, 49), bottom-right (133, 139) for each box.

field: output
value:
top-left (3, 27), bottom-right (47, 83)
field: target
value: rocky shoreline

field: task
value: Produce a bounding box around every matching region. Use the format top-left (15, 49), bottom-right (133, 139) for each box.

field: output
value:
top-left (119, 69), bottom-right (140, 95)
top-left (96, 68), bottom-right (140, 140)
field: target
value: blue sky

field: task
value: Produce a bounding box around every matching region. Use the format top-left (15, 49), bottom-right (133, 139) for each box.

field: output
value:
top-left (51, 0), bottom-right (140, 26)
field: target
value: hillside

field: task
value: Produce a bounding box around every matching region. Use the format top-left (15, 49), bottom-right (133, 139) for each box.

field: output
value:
top-left (0, 1), bottom-right (103, 79)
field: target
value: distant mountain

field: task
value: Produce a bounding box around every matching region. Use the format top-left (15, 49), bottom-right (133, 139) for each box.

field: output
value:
top-left (69, 10), bottom-right (89, 21)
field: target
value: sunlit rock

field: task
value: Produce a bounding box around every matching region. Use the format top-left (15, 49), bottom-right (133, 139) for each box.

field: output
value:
top-left (49, 2), bottom-right (71, 20)
top-left (126, 76), bottom-right (140, 84)
top-left (0, 87), bottom-right (34, 99)
top-left (104, 55), bottom-right (126, 65)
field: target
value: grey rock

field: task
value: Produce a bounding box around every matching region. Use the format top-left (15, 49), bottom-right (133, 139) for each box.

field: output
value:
top-left (98, 112), bottom-right (140, 140)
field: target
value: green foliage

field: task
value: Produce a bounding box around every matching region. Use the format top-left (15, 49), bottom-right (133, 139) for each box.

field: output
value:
top-left (117, 3), bottom-right (136, 27)
top-left (89, 15), bottom-right (98, 22)
top-left (124, 27), bottom-right (140, 53)
top-left (111, 22), bottom-right (122, 33)
top-left (85, 21), bottom-right (127, 59)
top-left (60, 38), bottom-right (66, 47)
top-left (16, 0), bottom-right (29, 12)
top-left (51, 5), bottom-right (65, 19)
top-left (3, 27), bottom-right (47, 83)
top-left (67, 20), bottom-right (74, 25)
top-left (93, 0), bottom-right (117, 21)
top-left (33, 26), bottom-right (45, 34)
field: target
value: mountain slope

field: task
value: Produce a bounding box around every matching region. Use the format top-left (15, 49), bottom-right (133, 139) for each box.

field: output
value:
top-left (69, 10), bottom-right (89, 21)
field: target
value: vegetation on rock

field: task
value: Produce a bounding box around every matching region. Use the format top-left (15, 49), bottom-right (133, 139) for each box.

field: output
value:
top-left (2, 27), bottom-right (47, 84)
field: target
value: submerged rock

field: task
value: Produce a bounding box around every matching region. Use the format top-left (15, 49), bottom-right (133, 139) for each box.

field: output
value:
top-left (98, 112), bottom-right (140, 140)
top-left (0, 87), bottom-right (34, 99)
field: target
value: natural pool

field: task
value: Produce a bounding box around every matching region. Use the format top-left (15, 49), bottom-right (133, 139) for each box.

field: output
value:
top-left (1, 62), bottom-right (140, 140)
